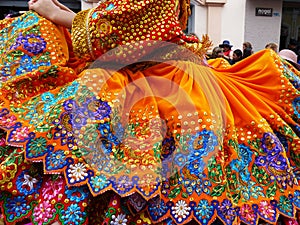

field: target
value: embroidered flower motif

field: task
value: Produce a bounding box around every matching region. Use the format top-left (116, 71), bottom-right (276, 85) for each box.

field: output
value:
top-left (237, 181), bottom-right (264, 201)
top-left (186, 130), bottom-right (218, 176)
top-left (171, 200), bottom-right (191, 222)
top-left (33, 200), bottom-right (56, 225)
top-left (174, 153), bottom-right (187, 167)
top-left (68, 162), bottom-right (88, 183)
top-left (70, 112), bottom-right (87, 130)
top-left (96, 19), bottom-right (113, 35)
top-left (114, 175), bottom-right (132, 194)
top-left (0, 137), bottom-right (5, 146)
top-left (258, 200), bottom-right (275, 220)
top-left (110, 214), bottom-right (127, 225)
top-left (90, 174), bottom-right (110, 192)
top-left (83, 97), bottom-right (111, 120)
top-left (188, 129), bottom-right (218, 155)
top-left (63, 99), bottom-right (78, 112)
top-left (27, 137), bottom-right (48, 157)
top-left (61, 203), bottom-right (86, 224)
top-left (278, 195), bottom-right (293, 216)
top-left (148, 197), bottom-right (168, 220)
top-left (238, 144), bottom-right (253, 164)
top-left (10, 126), bottom-right (30, 142)
top-left (42, 176), bottom-right (64, 200)
top-left (230, 159), bottom-right (251, 183)
top-left (293, 191), bottom-right (300, 207)
top-left (255, 133), bottom-right (291, 188)
top-left (0, 114), bottom-right (17, 127)
top-left (17, 172), bottom-right (40, 195)
top-left (187, 156), bottom-right (205, 176)
top-left (5, 196), bottom-right (30, 220)
top-left (65, 186), bottom-right (89, 203)
top-left (239, 204), bottom-right (256, 223)
top-left (195, 199), bottom-right (214, 224)
top-left (292, 96), bottom-right (300, 118)
top-left (219, 199), bottom-right (236, 223)
top-left (46, 150), bottom-right (67, 170)
top-left (161, 136), bottom-right (176, 159)
top-left (10, 33), bottom-right (47, 55)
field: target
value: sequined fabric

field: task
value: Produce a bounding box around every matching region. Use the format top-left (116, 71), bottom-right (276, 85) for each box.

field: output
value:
top-left (0, 6), bottom-right (300, 225)
top-left (71, 0), bottom-right (206, 62)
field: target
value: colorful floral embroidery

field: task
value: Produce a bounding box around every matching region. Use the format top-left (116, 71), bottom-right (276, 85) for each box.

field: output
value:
top-left (27, 137), bottom-right (48, 158)
top-left (33, 200), bottom-right (56, 225)
top-left (110, 214), bottom-right (127, 225)
top-left (195, 199), bottom-right (214, 224)
top-left (60, 204), bottom-right (87, 225)
top-left (171, 200), bottom-right (191, 223)
top-left (67, 162), bottom-right (89, 184)
top-left (4, 196), bottom-right (31, 222)
top-left (10, 33), bottom-right (47, 55)
top-left (16, 171), bottom-right (42, 195)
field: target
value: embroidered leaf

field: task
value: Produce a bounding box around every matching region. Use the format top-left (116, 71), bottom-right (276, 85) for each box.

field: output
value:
top-left (46, 132), bottom-right (53, 139)
top-left (291, 150), bottom-right (300, 167)
top-left (169, 172), bottom-right (180, 186)
top-left (181, 192), bottom-right (188, 198)
top-left (211, 185), bottom-right (225, 196)
top-left (283, 125), bottom-right (297, 137)
top-left (168, 186), bottom-right (182, 199)
top-left (266, 181), bottom-right (277, 198)
top-left (228, 139), bottom-right (238, 151)
top-left (231, 192), bottom-right (241, 204)
top-left (252, 164), bottom-right (269, 185)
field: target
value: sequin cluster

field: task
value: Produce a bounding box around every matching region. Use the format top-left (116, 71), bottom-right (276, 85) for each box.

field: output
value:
top-left (72, 0), bottom-right (183, 61)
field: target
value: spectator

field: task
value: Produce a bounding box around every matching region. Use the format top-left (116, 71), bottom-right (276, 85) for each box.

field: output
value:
top-left (243, 41), bottom-right (253, 51)
top-left (219, 40), bottom-right (233, 61)
top-left (210, 46), bottom-right (224, 59)
top-left (265, 42), bottom-right (278, 52)
top-left (230, 49), bottom-right (243, 64)
top-left (243, 47), bottom-right (253, 59)
top-left (287, 38), bottom-right (300, 63)
top-left (278, 49), bottom-right (300, 71)
top-left (287, 39), bottom-right (298, 54)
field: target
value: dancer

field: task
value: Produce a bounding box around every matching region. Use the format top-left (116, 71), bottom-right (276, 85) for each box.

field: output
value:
top-left (0, 0), bottom-right (300, 225)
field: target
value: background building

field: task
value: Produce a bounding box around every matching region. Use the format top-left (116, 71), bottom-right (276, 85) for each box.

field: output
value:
top-left (189, 0), bottom-right (300, 52)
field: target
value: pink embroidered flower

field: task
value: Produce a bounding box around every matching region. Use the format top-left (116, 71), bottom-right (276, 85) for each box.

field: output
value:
top-left (240, 204), bottom-right (255, 222)
top-left (33, 200), bottom-right (56, 225)
top-left (259, 200), bottom-right (275, 219)
top-left (41, 176), bottom-right (64, 200)
top-left (10, 127), bottom-right (30, 141)
top-left (0, 138), bottom-right (5, 146)
top-left (0, 115), bottom-right (17, 127)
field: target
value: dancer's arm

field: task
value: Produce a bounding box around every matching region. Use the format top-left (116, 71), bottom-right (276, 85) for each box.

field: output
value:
top-left (28, 0), bottom-right (75, 28)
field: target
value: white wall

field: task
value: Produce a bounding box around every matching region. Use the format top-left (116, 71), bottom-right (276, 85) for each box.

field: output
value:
top-left (192, 0), bottom-right (247, 50)
top-left (220, 0), bottom-right (246, 50)
top-left (244, 0), bottom-right (283, 52)
top-left (192, 4), bottom-right (207, 37)
top-left (191, 0), bottom-right (283, 53)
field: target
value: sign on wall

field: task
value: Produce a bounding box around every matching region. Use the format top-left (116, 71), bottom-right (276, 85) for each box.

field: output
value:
top-left (256, 8), bottom-right (273, 17)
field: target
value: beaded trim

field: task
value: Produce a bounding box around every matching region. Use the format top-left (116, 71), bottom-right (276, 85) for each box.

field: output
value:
top-left (85, 8), bottom-right (95, 60)
top-left (71, 9), bottom-right (93, 59)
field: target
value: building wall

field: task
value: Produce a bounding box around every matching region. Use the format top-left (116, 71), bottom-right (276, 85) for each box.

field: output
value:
top-left (244, 0), bottom-right (283, 51)
top-left (220, 0), bottom-right (246, 50)
top-left (191, 0), bottom-right (283, 52)
top-left (192, 0), bottom-right (247, 51)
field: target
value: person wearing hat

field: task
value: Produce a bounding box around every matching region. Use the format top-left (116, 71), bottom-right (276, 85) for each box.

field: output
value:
top-left (278, 49), bottom-right (300, 71)
top-left (219, 40), bottom-right (234, 61)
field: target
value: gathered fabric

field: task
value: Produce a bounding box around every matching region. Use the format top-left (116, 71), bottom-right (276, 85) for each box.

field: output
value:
top-left (0, 7), bottom-right (300, 225)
